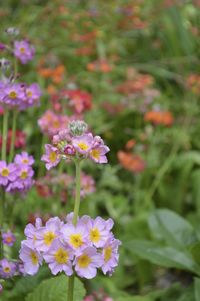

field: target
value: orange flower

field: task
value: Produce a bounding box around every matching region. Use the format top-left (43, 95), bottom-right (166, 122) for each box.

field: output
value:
top-left (144, 111), bottom-right (174, 126)
top-left (125, 139), bottom-right (136, 150)
top-left (118, 151), bottom-right (146, 173)
top-left (87, 59), bottom-right (112, 73)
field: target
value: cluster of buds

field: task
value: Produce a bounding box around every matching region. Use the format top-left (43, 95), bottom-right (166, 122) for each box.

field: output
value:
top-left (41, 120), bottom-right (110, 170)
top-left (0, 152), bottom-right (34, 193)
top-left (19, 214), bottom-right (120, 279)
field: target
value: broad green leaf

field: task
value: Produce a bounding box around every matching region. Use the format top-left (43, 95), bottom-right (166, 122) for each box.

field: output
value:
top-left (195, 278), bottom-right (200, 301)
top-left (7, 266), bottom-right (50, 300)
top-left (148, 209), bottom-right (197, 248)
top-left (26, 275), bottom-right (85, 301)
top-left (125, 240), bottom-right (199, 273)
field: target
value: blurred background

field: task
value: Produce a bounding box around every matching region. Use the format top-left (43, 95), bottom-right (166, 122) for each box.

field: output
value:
top-left (2, 0), bottom-right (200, 300)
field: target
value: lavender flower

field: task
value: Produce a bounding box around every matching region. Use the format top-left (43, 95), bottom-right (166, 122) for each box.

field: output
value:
top-left (41, 144), bottom-right (60, 170)
top-left (0, 259), bottom-right (16, 278)
top-left (74, 247), bottom-right (103, 279)
top-left (14, 40), bottom-right (35, 64)
top-left (2, 230), bottom-right (16, 246)
top-left (43, 239), bottom-right (74, 275)
top-left (14, 152), bottom-right (34, 166)
top-left (102, 238), bottom-right (121, 275)
top-left (0, 161), bottom-right (16, 186)
top-left (19, 242), bottom-right (42, 275)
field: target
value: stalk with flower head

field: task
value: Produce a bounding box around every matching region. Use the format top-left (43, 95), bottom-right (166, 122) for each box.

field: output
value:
top-left (19, 120), bottom-right (120, 301)
top-left (0, 28), bottom-right (41, 282)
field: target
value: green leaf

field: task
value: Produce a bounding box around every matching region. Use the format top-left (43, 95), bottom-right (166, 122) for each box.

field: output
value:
top-left (25, 275), bottom-right (85, 301)
top-left (148, 209), bottom-right (197, 248)
top-left (7, 266), bottom-right (50, 300)
top-left (195, 278), bottom-right (200, 301)
top-left (125, 240), bottom-right (199, 273)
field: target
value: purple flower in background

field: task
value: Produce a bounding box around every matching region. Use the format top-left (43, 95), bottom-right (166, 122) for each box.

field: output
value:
top-left (41, 144), bottom-right (60, 170)
top-left (80, 173), bottom-right (95, 197)
top-left (43, 239), bottom-right (74, 276)
top-left (74, 247), bottom-right (103, 279)
top-left (14, 152), bottom-right (34, 166)
top-left (2, 230), bottom-right (16, 246)
top-left (0, 161), bottom-right (17, 186)
top-left (0, 259), bottom-right (16, 278)
top-left (72, 133), bottom-right (93, 154)
top-left (19, 242), bottom-right (42, 275)
top-left (101, 238), bottom-right (121, 275)
top-left (25, 83), bottom-right (42, 107)
top-left (0, 284), bottom-right (3, 294)
top-left (3, 83), bottom-right (25, 107)
top-left (35, 217), bottom-right (63, 252)
top-left (14, 40), bottom-right (35, 64)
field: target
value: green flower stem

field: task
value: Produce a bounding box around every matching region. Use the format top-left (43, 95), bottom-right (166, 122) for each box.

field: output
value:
top-left (72, 160), bottom-right (81, 225)
top-left (0, 189), bottom-right (5, 259)
top-left (67, 159), bottom-right (82, 301)
top-left (1, 109), bottom-right (9, 161)
top-left (9, 109), bottom-right (18, 162)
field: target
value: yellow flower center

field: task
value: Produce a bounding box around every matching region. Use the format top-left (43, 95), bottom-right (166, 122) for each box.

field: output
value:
top-left (22, 159), bottom-right (29, 164)
top-left (104, 247), bottom-right (112, 262)
top-left (20, 47), bottom-right (25, 53)
top-left (77, 142), bottom-right (89, 151)
top-left (54, 248), bottom-right (69, 264)
top-left (49, 151), bottom-right (57, 163)
top-left (5, 236), bottom-right (13, 243)
top-left (20, 170), bottom-right (28, 179)
top-left (9, 91), bottom-right (17, 99)
top-left (30, 251), bottom-right (38, 265)
top-left (90, 228), bottom-right (100, 243)
top-left (27, 90), bottom-right (32, 97)
top-left (77, 254), bottom-right (91, 268)
top-left (90, 149), bottom-right (100, 160)
top-left (69, 234), bottom-right (83, 248)
top-left (53, 120), bottom-right (60, 129)
top-left (1, 168), bottom-right (9, 177)
top-left (44, 231), bottom-right (56, 246)
top-left (3, 267), bottom-right (11, 273)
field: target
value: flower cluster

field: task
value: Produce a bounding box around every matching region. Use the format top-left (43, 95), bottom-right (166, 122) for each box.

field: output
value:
top-left (38, 110), bottom-right (69, 137)
top-left (61, 89), bottom-right (92, 114)
top-left (41, 120), bottom-right (110, 170)
top-left (0, 81), bottom-right (41, 110)
top-left (19, 214), bottom-right (120, 279)
top-left (0, 152), bottom-right (34, 193)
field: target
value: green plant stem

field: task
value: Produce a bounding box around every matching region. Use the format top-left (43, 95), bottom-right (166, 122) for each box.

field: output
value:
top-left (9, 109), bottom-right (18, 162)
top-left (0, 189), bottom-right (5, 259)
top-left (72, 160), bottom-right (81, 225)
top-left (67, 159), bottom-right (81, 301)
top-left (1, 109), bottom-right (9, 161)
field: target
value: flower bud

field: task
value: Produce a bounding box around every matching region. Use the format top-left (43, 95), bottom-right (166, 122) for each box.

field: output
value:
top-left (69, 120), bottom-right (88, 136)
top-left (0, 58), bottom-right (10, 71)
top-left (5, 27), bottom-right (20, 36)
